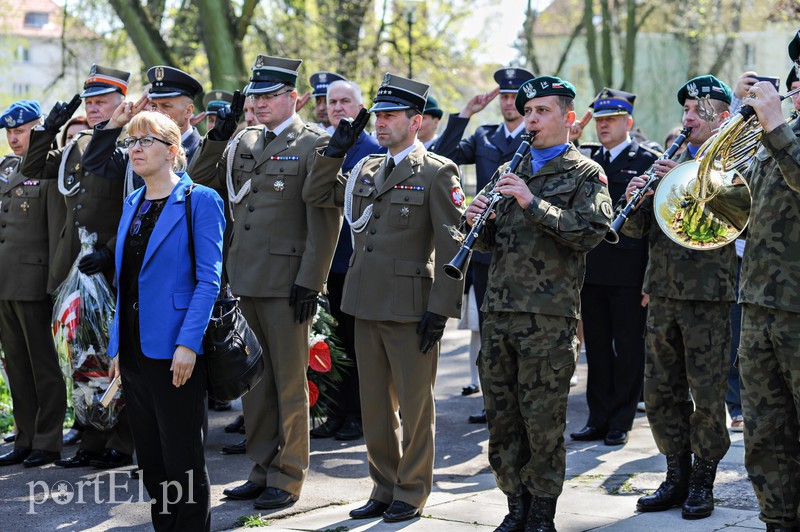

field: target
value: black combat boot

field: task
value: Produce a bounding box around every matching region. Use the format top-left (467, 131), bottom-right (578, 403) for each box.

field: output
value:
top-left (681, 457), bottom-right (718, 519)
top-left (636, 453), bottom-right (691, 512)
top-left (494, 492), bottom-right (531, 532)
top-left (524, 496), bottom-right (557, 532)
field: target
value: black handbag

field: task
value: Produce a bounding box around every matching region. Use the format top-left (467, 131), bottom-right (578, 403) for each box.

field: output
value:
top-left (185, 185), bottom-right (265, 401)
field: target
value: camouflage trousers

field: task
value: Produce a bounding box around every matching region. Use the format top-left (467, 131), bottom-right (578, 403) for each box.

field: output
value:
top-left (739, 304), bottom-right (800, 528)
top-left (644, 296), bottom-right (731, 461)
top-left (479, 311), bottom-right (578, 498)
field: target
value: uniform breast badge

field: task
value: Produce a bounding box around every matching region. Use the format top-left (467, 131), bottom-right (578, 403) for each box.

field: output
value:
top-left (400, 206), bottom-right (410, 217)
top-left (274, 179), bottom-right (285, 192)
top-left (20, 201), bottom-right (30, 212)
top-left (16, 187), bottom-right (24, 196)
top-left (66, 174), bottom-right (76, 185)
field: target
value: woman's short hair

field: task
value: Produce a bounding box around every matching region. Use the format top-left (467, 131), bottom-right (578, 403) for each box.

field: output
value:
top-left (128, 111), bottom-right (187, 172)
top-left (60, 116), bottom-right (89, 148)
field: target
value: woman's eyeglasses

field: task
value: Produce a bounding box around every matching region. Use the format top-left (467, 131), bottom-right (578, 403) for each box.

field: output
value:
top-left (129, 199), bottom-right (152, 236)
top-left (123, 136), bottom-right (172, 149)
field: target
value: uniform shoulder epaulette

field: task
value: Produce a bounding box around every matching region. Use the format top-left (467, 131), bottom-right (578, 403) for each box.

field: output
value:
top-left (303, 123), bottom-right (327, 136)
top-left (365, 153), bottom-right (384, 160)
top-left (639, 144), bottom-right (662, 158)
top-left (578, 141), bottom-right (602, 157)
top-left (424, 151), bottom-right (451, 166)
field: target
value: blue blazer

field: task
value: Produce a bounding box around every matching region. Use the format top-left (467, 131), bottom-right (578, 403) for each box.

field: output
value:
top-left (108, 173), bottom-right (225, 359)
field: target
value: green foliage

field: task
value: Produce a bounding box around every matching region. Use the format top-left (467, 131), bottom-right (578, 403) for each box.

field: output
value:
top-left (0, 371), bottom-right (12, 435)
top-left (234, 513), bottom-right (272, 527)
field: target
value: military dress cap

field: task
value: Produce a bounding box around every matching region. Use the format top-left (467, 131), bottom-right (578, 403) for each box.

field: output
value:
top-left (81, 64), bottom-right (131, 98)
top-left (423, 96), bottom-right (443, 119)
top-left (203, 90), bottom-right (233, 115)
top-left (787, 64), bottom-right (800, 91)
top-left (369, 72), bottom-right (429, 113)
top-left (515, 75), bottom-right (576, 115)
top-left (309, 71), bottom-right (346, 98)
top-left (247, 55), bottom-right (303, 94)
top-left (789, 29), bottom-right (800, 61)
top-left (677, 75), bottom-right (732, 105)
top-left (590, 88), bottom-right (636, 117)
top-left (494, 67), bottom-right (536, 93)
top-left (147, 66), bottom-right (203, 100)
top-left (0, 100), bottom-right (42, 129)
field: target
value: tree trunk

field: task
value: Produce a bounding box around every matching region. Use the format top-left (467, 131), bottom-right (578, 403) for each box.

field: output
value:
top-left (195, 0), bottom-right (247, 90)
top-left (584, 0), bottom-right (603, 92)
top-left (335, 0), bottom-right (372, 75)
top-left (600, 0), bottom-right (613, 87)
top-left (108, 0), bottom-right (176, 68)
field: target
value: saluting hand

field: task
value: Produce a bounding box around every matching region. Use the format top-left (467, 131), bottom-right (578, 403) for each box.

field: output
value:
top-left (459, 87), bottom-right (500, 118)
top-left (106, 93), bottom-right (149, 130)
top-left (171, 345), bottom-right (197, 387)
top-left (495, 172), bottom-right (534, 208)
top-left (465, 194), bottom-right (494, 227)
top-left (295, 91), bottom-right (311, 112)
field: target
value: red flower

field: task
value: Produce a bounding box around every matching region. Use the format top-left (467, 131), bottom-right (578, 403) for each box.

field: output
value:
top-left (308, 380), bottom-right (319, 407)
top-left (309, 341), bottom-right (332, 373)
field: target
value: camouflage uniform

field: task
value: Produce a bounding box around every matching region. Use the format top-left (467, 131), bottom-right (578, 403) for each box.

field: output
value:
top-left (621, 148), bottom-right (736, 462)
top-left (738, 117), bottom-right (800, 528)
top-left (475, 144), bottom-right (612, 497)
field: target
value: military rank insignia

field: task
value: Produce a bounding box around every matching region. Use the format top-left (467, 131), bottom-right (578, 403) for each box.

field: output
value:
top-left (1, 166), bottom-right (12, 181)
top-left (450, 186), bottom-right (465, 207)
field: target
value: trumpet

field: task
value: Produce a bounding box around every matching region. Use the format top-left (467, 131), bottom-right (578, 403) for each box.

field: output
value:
top-left (604, 127), bottom-right (692, 244)
top-left (443, 133), bottom-right (534, 280)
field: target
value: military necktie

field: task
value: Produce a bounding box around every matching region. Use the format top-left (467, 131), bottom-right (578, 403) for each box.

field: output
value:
top-left (375, 158), bottom-right (395, 190)
top-left (506, 135), bottom-right (513, 145)
top-left (265, 131), bottom-right (277, 145)
top-left (603, 150), bottom-right (611, 167)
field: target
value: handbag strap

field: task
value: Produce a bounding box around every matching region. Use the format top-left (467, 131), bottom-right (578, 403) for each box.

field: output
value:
top-left (185, 184), bottom-right (230, 285)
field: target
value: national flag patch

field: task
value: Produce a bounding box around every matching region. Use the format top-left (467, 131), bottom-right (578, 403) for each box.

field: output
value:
top-left (451, 186), bottom-right (465, 206)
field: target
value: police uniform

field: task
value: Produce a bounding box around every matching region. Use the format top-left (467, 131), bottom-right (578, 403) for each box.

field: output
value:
top-left (309, 71), bottom-right (346, 133)
top-left (0, 102), bottom-right (67, 467)
top-left (737, 33), bottom-right (800, 530)
top-left (21, 66), bottom-right (136, 468)
top-left (623, 75), bottom-right (737, 519)
top-left (305, 73), bottom-right (465, 516)
top-left (473, 77), bottom-right (612, 529)
top-left (187, 55), bottom-right (339, 505)
top-left (573, 89), bottom-right (659, 445)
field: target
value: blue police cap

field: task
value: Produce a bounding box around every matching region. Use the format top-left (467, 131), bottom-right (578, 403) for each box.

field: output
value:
top-left (309, 72), bottom-right (346, 98)
top-left (0, 100), bottom-right (42, 129)
top-left (147, 66), bottom-right (203, 100)
top-left (494, 67), bottom-right (536, 93)
top-left (591, 88), bottom-right (635, 117)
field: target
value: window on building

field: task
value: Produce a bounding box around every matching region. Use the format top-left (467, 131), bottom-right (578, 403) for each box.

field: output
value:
top-left (744, 43), bottom-right (756, 69)
top-left (15, 46), bottom-right (30, 63)
top-left (13, 83), bottom-right (31, 96)
top-left (23, 12), bottom-right (49, 28)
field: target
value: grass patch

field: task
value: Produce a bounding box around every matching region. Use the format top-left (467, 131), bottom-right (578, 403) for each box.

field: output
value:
top-left (235, 514), bottom-right (272, 527)
top-left (609, 474), bottom-right (639, 495)
top-left (0, 373), bottom-right (13, 435)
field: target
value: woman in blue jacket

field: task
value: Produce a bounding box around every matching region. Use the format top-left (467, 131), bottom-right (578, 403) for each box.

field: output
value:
top-left (107, 110), bottom-right (224, 531)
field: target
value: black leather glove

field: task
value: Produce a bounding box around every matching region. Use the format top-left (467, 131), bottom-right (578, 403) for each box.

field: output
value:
top-left (43, 94), bottom-right (82, 135)
top-left (78, 246), bottom-right (113, 275)
top-left (290, 284), bottom-right (319, 324)
top-left (323, 108), bottom-right (370, 158)
top-left (208, 90), bottom-right (245, 142)
top-left (416, 311), bottom-right (448, 354)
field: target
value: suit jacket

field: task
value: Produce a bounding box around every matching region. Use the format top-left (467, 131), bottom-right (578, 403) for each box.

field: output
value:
top-left (187, 114), bottom-right (340, 297)
top-left (108, 175), bottom-right (224, 359)
top-left (183, 127), bottom-right (202, 163)
top-left (305, 143), bottom-right (466, 321)
top-left (0, 155), bottom-right (65, 300)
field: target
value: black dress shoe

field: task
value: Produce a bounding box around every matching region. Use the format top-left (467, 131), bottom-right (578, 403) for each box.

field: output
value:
top-left (253, 487), bottom-right (298, 510)
top-left (383, 500), bottom-right (421, 522)
top-left (310, 416), bottom-right (344, 439)
top-left (63, 429), bottom-right (82, 446)
top-left (604, 430), bottom-right (629, 446)
top-left (350, 499), bottom-right (390, 519)
top-left (0, 447), bottom-right (31, 466)
top-left (55, 449), bottom-right (99, 468)
top-left (3, 433), bottom-right (16, 443)
top-left (222, 438), bottom-right (247, 454)
top-left (335, 418), bottom-right (363, 441)
top-left (224, 415), bottom-right (245, 434)
top-left (23, 450), bottom-right (60, 468)
top-left (468, 410), bottom-right (487, 424)
top-left (461, 384), bottom-right (480, 396)
top-left (222, 480), bottom-right (264, 500)
top-left (208, 398), bottom-right (232, 411)
top-left (90, 449), bottom-right (133, 469)
top-left (570, 426), bottom-right (606, 441)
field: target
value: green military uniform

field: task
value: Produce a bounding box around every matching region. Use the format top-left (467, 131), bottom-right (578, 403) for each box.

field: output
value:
top-left (621, 146), bottom-right (736, 462)
top-left (187, 116), bottom-right (339, 496)
top-left (22, 127), bottom-right (134, 458)
top-left (0, 154), bottom-right (67, 453)
top-left (738, 117), bottom-right (800, 528)
top-left (474, 143), bottom-right (612, 498)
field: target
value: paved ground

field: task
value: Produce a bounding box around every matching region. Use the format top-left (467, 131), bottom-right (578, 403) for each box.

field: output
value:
top-left (0, 322), bottom-right (761, 531)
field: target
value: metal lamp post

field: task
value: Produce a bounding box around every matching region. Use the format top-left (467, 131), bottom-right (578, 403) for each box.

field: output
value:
top-left (399, 0), bottom-right (423, 78)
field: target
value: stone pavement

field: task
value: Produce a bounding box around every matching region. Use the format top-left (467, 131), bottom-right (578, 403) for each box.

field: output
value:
top-left (0, 322), bottom-right (762, 531)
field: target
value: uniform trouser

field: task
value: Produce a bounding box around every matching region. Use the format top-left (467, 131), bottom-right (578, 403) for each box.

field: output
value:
top-left (580, 284), bottom-right (646, 432)
top-left (355, 319), bottom-right (438, 508)
top-left (239, 296), bottom-right (309, 496)
top-left (738, 304), bottom-right (800, 528)
top-left (119, 301), bottom-right (210, 532)
top-left (479, 312), bottom-right (577, 498)
top-left (79, 409), bottom-right (135, 455)
top-left (0, 298), bottom-right (66, 452)
top-left (644, 296), bottom-right (731, 461)
top-left (726, 259), bottom-right (743, 418)
top-left (324, 271), bottom-right (360, 420)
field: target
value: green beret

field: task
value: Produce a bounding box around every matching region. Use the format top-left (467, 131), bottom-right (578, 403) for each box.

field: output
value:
top-left (515, 76), bottom-right (576, 115)
top-left (677, 75), bottom-right (732, 105)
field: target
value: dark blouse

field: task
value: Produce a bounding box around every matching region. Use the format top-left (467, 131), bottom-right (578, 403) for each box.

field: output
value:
top-left (120, 196), bottom-right (169, 306)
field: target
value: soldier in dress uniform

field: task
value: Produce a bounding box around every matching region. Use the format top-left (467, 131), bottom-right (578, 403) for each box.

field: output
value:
top-left (187, 54), bottom-right (340, 511)
top-left (464, 76), bottom-right (612, 531)
top-left (570, 89), bottom-right (659, 447)
top-left (433, 66), bottom-right (535, 423)
top-left (0, 101), bottom-right (67, 468)
top-left (20, 65), bottom-right (138, 471)
top-left (203, 90), bottom-right (234, 131)
top-left (737, 31), bottom-right (800, 532)
top-left (622, 75), bottom-right (737, 520)
top-left (304, 72), bottom-right (466, 522)
top-left (419, 96), bottom-right (442, 150)
top-left (309, 71), bottom-right (346, 133)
